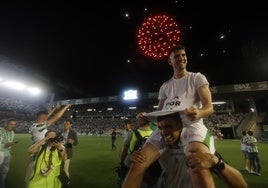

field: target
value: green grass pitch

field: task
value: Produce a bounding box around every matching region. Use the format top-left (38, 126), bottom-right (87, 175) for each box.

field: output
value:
top-left (6, 134), bottom-right (268, 188)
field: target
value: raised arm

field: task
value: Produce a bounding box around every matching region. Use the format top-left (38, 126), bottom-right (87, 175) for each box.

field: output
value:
top-left (27, 134), bottom-right (53, 154)
top-left (47, 105), bottom-right (59, 118)
top-left (47, 104), bottom-right (71, 126)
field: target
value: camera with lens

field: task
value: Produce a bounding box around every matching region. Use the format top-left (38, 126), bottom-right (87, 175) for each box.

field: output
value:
top-left (41, 165), bottom-right (53, 176)
top-left (41, 166), bottom-right (50, 176)
top-left (48, 134), bottom-right (63, 143)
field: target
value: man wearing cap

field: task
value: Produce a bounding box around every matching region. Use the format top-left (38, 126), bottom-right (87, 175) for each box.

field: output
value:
top-left (122, 112), bottom-right (248, 188)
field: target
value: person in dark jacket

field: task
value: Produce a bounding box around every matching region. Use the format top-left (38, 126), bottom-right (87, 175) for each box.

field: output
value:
top-left (59, 119), bottom-right (78, 184)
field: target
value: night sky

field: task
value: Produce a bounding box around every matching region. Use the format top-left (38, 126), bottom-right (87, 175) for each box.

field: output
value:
top-left (0, 1), bottom-right (267, 99)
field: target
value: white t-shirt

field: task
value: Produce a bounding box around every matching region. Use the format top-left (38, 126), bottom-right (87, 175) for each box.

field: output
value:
top-left (240, 135), bottom-right (249, 151)
top-left (157, 72), bottom-right (215, 154)
top-left (158, 72), bottom-right (208, 126)
top-left (29, 122), bottom-right (49, 143)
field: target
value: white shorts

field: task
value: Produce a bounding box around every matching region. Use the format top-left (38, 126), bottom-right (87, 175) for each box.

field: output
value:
top-left (180, 122), bottom-right (215, 154)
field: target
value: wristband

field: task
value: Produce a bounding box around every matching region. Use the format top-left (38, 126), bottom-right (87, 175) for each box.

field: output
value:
top-left (211, 152), bottom-right (225, 171)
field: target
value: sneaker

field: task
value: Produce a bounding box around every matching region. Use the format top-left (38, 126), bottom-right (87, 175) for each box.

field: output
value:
top-left (245, 167), bottom-right (250, 173)
top-left (251, 171), bottom-right (261, 176)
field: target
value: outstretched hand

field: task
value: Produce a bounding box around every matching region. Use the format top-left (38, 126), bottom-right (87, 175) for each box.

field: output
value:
top-left (65, 104), bottom-right (71, 108)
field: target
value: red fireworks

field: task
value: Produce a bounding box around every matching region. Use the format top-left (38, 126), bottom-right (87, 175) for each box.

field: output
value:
top-left (136, 14), bottom-right (181, 60)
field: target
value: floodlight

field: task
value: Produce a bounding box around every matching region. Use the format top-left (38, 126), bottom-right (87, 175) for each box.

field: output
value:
top-left (123, 89), bottom-right (138, 100)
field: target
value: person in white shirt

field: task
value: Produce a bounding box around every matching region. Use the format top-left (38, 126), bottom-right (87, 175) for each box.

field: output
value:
top-left (155, 44), bottom-right (215, 187)
top-left (240, 130), bottom-right (250, 172)
top-left (246, 130), bottom-right (261, 176)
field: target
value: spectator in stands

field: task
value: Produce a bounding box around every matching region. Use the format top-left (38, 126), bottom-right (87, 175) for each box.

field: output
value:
top-left (123, 111), bottom-right (248, 188)
top-left (241, 130), bottom-right (250, 172)
top-left (0, 118), bottom-right (17, 188)
top-left (155, 44), bottom-right (215, 187)
top-left (58, 119), bottom-right (78, 185)
top-left (246, 130), bottom-right (261, 176)
top-left (27, 130), bottom-right (67, 188)
top-left (25, 104), bottom-right (71, 186)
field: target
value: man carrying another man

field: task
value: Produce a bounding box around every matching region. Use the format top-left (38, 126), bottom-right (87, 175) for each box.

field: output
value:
top-left (122, 110), bottom-right (248, 188)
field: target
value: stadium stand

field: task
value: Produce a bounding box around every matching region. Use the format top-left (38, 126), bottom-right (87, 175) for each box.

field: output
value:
top-left (0, 81), bottom-right (268, 142)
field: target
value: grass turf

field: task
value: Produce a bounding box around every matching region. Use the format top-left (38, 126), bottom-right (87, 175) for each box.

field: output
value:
top-left (6, 134), bottom-right (268, 188)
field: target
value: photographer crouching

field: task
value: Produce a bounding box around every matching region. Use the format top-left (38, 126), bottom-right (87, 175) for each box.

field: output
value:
top-left (27, 130), bottom-right (66, 188)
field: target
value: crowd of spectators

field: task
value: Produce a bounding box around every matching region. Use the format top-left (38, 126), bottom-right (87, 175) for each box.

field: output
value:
top-left (0, 96), bottom-right (45, 115)
top-left (0, 96), bottom-right (254, 138)
top-left (204, 113), bottom-right (247, 128)
top-left (1, 112), bottom-right (248, 139)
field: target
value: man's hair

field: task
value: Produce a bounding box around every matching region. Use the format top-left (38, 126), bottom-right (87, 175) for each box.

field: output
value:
top-left (157, 112), bottom-right (183, 127)
top-left (124, 120), bottom-right (132, 124)
top-left (45, 129), bottom-right (57, 137)
top-left (248, 130), bottom-right (253, 136)
top-left (168, 44), bottom-right (186, 56)
top-left (36, 110), bottom-right (48, 118)
top-left (65, 119), bottom-right (73, 124)
top-left (6, 118), bottom-right (17, 125)
top-left (242, 130), bottom-right (247, 135)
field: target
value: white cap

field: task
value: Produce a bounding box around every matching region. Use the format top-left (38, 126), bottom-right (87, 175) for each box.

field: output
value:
top-left (145, 109), bottom-right (184, 117)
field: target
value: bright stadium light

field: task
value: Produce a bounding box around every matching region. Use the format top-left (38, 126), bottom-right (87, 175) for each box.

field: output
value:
top-left (212, 101), bottom-right (226, 105)
top-left (0, 65), bottom-right (47, 101)
top-left (3, 80), bottom-right (26, 90)
top-left (0, 79), bottom-right (43, 96)
top-left (123, 89), bottom-right (138, 100)
top-left (27, 87), bottom-right (41, 95)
